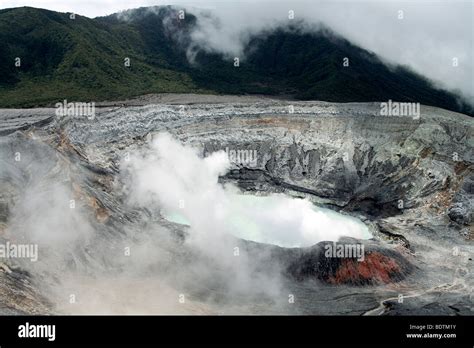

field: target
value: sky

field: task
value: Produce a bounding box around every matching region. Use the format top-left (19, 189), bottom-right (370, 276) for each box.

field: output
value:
top-left (1, 0), bottom-right (473, 101)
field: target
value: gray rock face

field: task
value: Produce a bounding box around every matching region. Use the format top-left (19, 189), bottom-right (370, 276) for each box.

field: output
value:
top-left (0, 95), bottom-right (472, 315)
top-left (449, 202), bottom-right (472, 225)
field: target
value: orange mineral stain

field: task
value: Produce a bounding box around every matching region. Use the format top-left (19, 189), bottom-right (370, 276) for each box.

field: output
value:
top-left (328, 252), bottom-right (401, 284)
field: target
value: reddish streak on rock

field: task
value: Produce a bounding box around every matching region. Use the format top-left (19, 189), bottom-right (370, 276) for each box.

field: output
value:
top-left (328, 252), bottom-right (402, 285)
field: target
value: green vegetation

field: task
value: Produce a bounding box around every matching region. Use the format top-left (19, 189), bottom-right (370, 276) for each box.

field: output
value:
top-left (0, 7), bottom-right (203, 107)
top-left (0, 6), bottom-right (472, 116)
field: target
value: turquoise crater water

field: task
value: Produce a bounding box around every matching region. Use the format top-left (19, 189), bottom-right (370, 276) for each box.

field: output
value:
top-left (162, 194), bottom-right (371, 248)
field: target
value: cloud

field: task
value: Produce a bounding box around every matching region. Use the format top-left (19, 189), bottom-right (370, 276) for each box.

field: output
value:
top-left (179, 1), bottom-right (473, 101)
top-left (1, 0), bottom-right (472, 101)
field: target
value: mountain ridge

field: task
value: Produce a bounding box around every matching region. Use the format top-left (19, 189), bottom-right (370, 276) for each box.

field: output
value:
top-left (0, 6), bottom-right (471, 116)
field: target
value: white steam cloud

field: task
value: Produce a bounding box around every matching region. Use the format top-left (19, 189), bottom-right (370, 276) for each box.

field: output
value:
top-left (123, 132), bottom-right (370, 249)
top-left (1, 131), bottom-right (370, 314)
top-left (2, 133), bottom-right (288, 314)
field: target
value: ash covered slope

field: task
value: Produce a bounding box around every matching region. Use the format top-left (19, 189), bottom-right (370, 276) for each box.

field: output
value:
top-left (0, 6), bottom-right (472, 116)
top-left (0, 97), bottom-right (472, 315)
